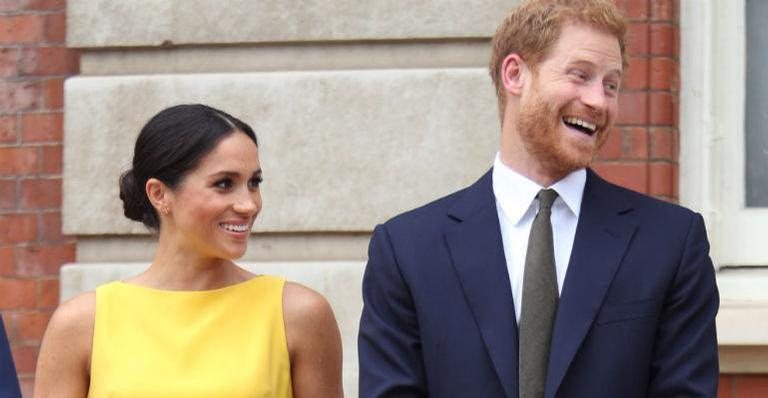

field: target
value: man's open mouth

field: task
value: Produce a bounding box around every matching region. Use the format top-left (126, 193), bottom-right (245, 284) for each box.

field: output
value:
top-left (563, 116), bottom-right (597, 136)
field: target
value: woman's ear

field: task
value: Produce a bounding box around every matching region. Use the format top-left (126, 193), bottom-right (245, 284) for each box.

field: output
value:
top-left (501, 53), bottom-right (528, 96)
top-left (146, 178), bottom-right (171, 216)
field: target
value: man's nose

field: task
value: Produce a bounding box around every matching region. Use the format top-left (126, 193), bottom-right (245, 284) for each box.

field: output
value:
top-left (581, 81), bottom-right (609, 111)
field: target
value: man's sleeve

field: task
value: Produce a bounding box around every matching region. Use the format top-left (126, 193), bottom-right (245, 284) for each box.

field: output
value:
top-left (0, 314), bottom-right (22, 398)
top-left (649, 213), bottom-right (720, 396)
top-left (358, 224), bottom-right (427, 397)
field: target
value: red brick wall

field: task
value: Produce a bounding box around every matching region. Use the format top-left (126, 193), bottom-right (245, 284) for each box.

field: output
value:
top-left (595, 0), bottom-right (679, 201)
top-left (0, 0), bottom-right (77, 395)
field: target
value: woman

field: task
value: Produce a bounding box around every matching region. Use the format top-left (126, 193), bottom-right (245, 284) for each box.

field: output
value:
top-left (34, 104), bottom-right (343, 397)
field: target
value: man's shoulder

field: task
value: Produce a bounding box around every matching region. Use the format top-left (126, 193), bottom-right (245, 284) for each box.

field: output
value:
top-left (592, 171), bottom-right (698, 221)
top-left (381, 170), bottom-right (492, 232)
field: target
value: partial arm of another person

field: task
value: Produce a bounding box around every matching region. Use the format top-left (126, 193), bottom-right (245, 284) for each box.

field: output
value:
top-left (649, 213), bottom-right (720, 396)
top-left (358, 224), bottom-right (427, 397)
top-left (283, 282), bottom-right (343, 398)
top-left (34, 293), bottom-right (95, 398)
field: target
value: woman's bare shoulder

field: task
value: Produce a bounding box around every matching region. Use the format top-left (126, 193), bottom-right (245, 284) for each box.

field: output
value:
top-left (282, 282), bottom-right (335, 324)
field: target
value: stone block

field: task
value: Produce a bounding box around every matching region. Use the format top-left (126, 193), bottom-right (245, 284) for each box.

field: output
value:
top-left (67, 0), bottom-right (519, 47)
top-left (63, 69), bottom-right (499, 234)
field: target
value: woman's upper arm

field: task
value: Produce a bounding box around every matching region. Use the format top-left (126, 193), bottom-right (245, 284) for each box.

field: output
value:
top-left (283, 282), bottom-right (343, 398)
top-left (34, 292), bottom-right (95, 398)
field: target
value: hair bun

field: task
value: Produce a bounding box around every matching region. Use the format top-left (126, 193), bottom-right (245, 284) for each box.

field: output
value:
top-left (119, 169), bottom-right (157, 227)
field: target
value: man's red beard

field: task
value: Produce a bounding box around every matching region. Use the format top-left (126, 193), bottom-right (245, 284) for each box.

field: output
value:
top-left (515, 90), bottom-right (609, 179)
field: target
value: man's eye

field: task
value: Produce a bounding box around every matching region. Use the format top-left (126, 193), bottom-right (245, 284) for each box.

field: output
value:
top-left (572, 70), bottom-right (589, 81)
top-left (605, 81), bottom-right (619, 93)
top-left (214, 179), bottom-right (233, 190)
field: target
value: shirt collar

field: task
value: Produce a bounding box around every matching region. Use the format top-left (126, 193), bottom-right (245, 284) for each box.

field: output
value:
top-left (492, 152), bottom-right (586, 224)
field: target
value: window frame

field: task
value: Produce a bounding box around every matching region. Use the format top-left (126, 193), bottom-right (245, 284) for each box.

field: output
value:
top-left (679, 0), bottom-right (768, 267)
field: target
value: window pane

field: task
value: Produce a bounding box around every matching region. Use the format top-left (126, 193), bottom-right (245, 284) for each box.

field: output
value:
top-left (745, 0), bottom-right (768, 207)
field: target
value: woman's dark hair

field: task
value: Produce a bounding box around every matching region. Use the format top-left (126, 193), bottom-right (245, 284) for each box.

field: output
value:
top-left (119, 104), bottom-right (258, 230)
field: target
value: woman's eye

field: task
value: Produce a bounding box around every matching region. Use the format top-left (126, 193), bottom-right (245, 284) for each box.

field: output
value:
top-left (214, 179), bottom-right (233, 190)
top-left (248, 176), bottom-right (263, 189)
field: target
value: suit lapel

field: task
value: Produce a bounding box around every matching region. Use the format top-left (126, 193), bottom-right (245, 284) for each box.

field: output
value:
top-left (445, 171), bottom-right (519, 398)
top-left (545, 170), bottom-right (638, 398)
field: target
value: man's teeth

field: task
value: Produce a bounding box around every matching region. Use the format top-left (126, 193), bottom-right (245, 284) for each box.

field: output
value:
top-left (221, 223), bottom-right (249, 232)
top-left (563, 116), bottom-right (597, 133)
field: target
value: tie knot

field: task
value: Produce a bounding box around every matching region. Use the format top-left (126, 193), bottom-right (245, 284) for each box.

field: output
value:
top-left (537, 189), bottom-right (558, 211)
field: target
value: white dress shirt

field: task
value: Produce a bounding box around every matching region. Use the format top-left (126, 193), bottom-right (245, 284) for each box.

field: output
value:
top-left (491, 153), bottom-right (586, 322)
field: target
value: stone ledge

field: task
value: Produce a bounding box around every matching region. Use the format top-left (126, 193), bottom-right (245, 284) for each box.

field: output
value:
top-left (67, 0), bottom-right (517, 48)
top-left (716, 268), bottom-right (768, 373)
top-left (61, 261), bottom-right (365, 397)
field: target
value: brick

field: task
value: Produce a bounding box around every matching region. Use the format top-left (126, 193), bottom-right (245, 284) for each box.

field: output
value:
top-left (670, 162), bottom-right (678, 200)
top-left (13, 310), bottom-right (50, 341)
top-left (0, 178), bottom-right (16, 209)
top-left (20, 46), bottom-right (78, 76)
top-left (0, 47), bottom-right (20, 78)
top-left (733, 375), bottom-right (768, 398)
top-left (649, 91), bottom-right (673, 125)
top-left (26, 0), bottom-right (65, 10)
top-left (624, 57), bottom-right (648, 90)
top-left (0, 80), bottom-right (41, 112)
top-left (649, 127), bottom-right (673, 159)
top-left (650, 0), bottom-right (674, 21)
top-left (0, 115), bottom-right (16, 143)
top-left (617, 91), bottom-right (648, 125)
top-left (43, 78), bottom-right (64, 109)
top-left (19, 177), bottom-right (61, 209)
top-left (719, 375), bottom-right (734, 398)
top-left (622, 127), bottom-right (649, 159)
top-left (0, 15), bottom-right (45, 44)
top-left (40, 144), bottom-right (62, 174)
top-left (10, 344), bottom-right (36, 374)
top-left (620, 0), bottom-right (648, 21)
top-left (0, 213), bottom-right (37, 243)
top-left (649, 57), bottom-right (674, 90)
top-left (649, 161), bottom-right (673, 196)
top-left (40, 211), bottom-right (62, 242)
top-left (1, 312), bottom-right (12, 339)
top-left (36, 278), bottom-right (59, 308)
top-left (0, 278), bottom-right (36, 309)
top-left (15, 243), bottom-right (74, 276)
top-left (0, 246), bottom-right (14, 276)
top-left (598, 127), bottom-right (622, 160)
top-left (649, 23), bottom-right (674, 56)
top-left (0, 147), bottom-right (39, 175)
top-left (0, 1), bottom-right (26, 12)
top-left (44, 12), bottom-right (66, 43)
top-left (628, 23), bottom-right (649, 56)
top-left (21, 112), bottom-right (62, 142)
top-left (592, 162), bottom-right (648, 193)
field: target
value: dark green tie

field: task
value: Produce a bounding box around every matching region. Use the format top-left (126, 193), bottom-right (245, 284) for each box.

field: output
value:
top-left (519, 189), bottom-right (559, 398)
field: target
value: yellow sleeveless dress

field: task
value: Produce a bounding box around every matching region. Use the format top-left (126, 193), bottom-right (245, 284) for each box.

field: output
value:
top-left (88, 275), bottom-right (293, 398)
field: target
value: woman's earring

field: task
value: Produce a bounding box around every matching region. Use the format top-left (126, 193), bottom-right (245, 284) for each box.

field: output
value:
top-left (161, 206), bottom-right (170, 215)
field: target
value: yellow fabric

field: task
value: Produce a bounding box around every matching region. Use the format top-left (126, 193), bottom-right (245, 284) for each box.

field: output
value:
top-left (88, 275), bottom-right (293, 398)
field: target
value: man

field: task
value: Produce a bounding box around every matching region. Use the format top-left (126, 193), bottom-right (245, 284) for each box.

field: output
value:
top-left (1, 314), bottom-right (22, 397)
top-left (358, 0), bottom-right (719, 397)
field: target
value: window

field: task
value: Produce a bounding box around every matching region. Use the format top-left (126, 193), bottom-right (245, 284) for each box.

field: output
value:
top-left (680, 0), bottom-right (768, 267)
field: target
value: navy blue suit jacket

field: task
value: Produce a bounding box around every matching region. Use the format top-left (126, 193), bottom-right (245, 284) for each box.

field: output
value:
top-left (0, 314), bottom-right (22, 398)
top-left (358, 169), bottom-right (719, 397)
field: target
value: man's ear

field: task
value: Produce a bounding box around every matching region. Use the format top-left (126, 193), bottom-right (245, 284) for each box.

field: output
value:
top-left (146, 178), bottom-right (170, 214)
top-left (501, 53), bottom-right (528, 96)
